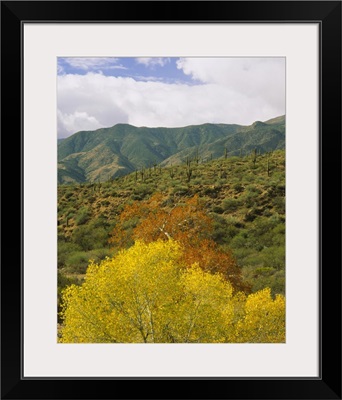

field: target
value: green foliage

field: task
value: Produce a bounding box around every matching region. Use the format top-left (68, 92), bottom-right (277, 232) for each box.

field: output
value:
top-left (212, 205), bottom-right (224, 214)
top-left (72, 225), bottom-right (108, 251)
top-left (233, 183), bottom-right (244, 193)
top-left (63, 248), bottom-right (114, 275)
top-left (222, 198), bottom-right (241, 212)
top-left (58, 242), bottom-right (81, 268)
top-left (75, 206), bottom-right (91, 225)
top-left (273, 196), bottom-right (286, 213)
top-left (229, 214), bottom-right (285, 294)
top-left (65, 251), bottom-right (90, 274)
top-left (132, 184), bottom-right (154, 200)
top-left (172, 185), bottom-right (189, 195)
top-left (58, 149), bottom-right (285, 298)
top-left (210, 214), bottom-right (238, 244)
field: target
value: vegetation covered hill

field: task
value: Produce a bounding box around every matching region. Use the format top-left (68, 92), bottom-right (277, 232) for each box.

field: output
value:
top-left (58, 149), bottom-right (285, 318)
top-left (58, 116), bottom-right (285, 184)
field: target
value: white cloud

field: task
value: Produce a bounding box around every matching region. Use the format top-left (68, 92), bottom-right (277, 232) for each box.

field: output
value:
top-left (57, 58), bottom-right (285, 138)
top-left (132, 75), bottom-right (163, 82)
top-left (177, 57), bottom-right (285, 110)
top-left (107, 65), bottom-right (128, 70)
top-left (136, 57), bottom-right (170, 68)
top-left (57, 110), bottom-right (104, 137)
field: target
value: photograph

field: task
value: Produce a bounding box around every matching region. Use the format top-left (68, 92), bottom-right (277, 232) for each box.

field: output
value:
top-left (57, 57), bottom-right (286, 344)
top-left (1, 0), bottom-right (341, 398)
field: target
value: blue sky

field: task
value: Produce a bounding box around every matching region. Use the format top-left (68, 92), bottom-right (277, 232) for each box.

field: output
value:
top-left (57, 57), bottom-right (285, 138)
top-left (58, 57), bottom-right (198, 84)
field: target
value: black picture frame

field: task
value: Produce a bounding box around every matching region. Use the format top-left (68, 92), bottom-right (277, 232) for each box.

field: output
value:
top-left (1, 1), bottom-right (341, 399)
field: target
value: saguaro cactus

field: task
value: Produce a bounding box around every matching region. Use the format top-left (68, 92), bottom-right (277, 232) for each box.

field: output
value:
top-left (169, 164), bottom-right (175, 179)
top-left (140, 167), bottom-right (145, 182)
top-left (195, 148), bottom-right (199, 164)
top-left (185, 157), bottom-right (192, 182)
top-left (252, 148), bottom-right (257, 168)
top-left (186, 165), bottom-right (192, 182)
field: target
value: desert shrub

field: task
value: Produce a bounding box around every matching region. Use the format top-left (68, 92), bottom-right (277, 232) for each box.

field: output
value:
top-left (244, 207), bottom-right (264, 222)
top-left (222, 198), bottom-right (241, 213)
top-left (64, 191), bottom-right (74, 199)
top-left (225, 215), bottom-right (243, 227)
top-left (210, 214), bottom-right (239, 244)
top-left (233, 183), bottom-right (244, 193)
top-left (263, 208), bottom-right (272, 217)
top-left (58, 271), bottom-right (78, 289)
top-left (250, 216), bottom-right (279, 237)
top-left (75, 207), bottom-right (91, 225)
top-left (203, 186), bottom-right (219, 198)
top-left (243, 267), bottom-right (285, 295)
top-left (261, 246), bottom-right (285, 270)
top-left (64, 206), bottom-right (76, 215)
top-left (212, 205), bottom-right (224, 214)
top-left (229, 231), bottom-right (250, 250)
top-left (246, 185), bottom-right (262, 194)
top-left (132, 184), bottom-right (153, 200)
top-left (58, 242), bottom-right (81, 268)
top-left (242, 192), bottom-right (259, 208)
top-left (273, 196), bottom-right (285, 213)
top-left (91, 215), bottom-right (112, 229)
top-left (58, 232), bottom-right (66, 243)
top-left (242, 174), bottom-right (254, 183)
top-left (72, 225), bottom-right (108, 251)
top-left (266, 182), bottom-right (285, 198)
top-left (66, 212), bottom-right (75, 220)
top-left (65, 251), bottom-right (90, 274)
top-left (172, 185), bottom-right (189, 195)
top-left (87, 248), bottom-right (113, 262)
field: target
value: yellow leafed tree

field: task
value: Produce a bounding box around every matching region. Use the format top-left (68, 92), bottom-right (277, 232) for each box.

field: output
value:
top-left (231, 288), bottom-right (286, 343)
top-left (59, 240), bottom-right (285, 343)
top-left (60, 240), bottom-right (237, 343)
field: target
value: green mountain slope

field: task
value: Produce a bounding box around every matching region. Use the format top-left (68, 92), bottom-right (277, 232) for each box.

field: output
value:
top-left (58, 116), bottom-right (285, 184)
top-left (58, 150), bottom-right (285, 297)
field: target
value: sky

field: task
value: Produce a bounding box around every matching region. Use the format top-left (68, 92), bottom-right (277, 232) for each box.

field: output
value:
top-left (57, 57), bottom-right (285, 139)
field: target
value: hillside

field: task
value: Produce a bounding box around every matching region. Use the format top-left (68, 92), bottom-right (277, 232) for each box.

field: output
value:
top-left (58, 116), bottom-right (285, 184)
top-left (58, 149), bottom-right (285, 317)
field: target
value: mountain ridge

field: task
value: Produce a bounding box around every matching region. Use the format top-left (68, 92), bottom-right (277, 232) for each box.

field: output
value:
top-left (58, 115), bottom-right (285, 184)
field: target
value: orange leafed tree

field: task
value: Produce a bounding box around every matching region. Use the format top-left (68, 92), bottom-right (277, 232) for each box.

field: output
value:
top-left (109, 194), bottom-right (250, 293)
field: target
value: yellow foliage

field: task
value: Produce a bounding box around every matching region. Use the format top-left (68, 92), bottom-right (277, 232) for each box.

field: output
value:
top-left (231, 288), bottom-right (286, 343)
top-left (59, 241), bottom-right (285, 343)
